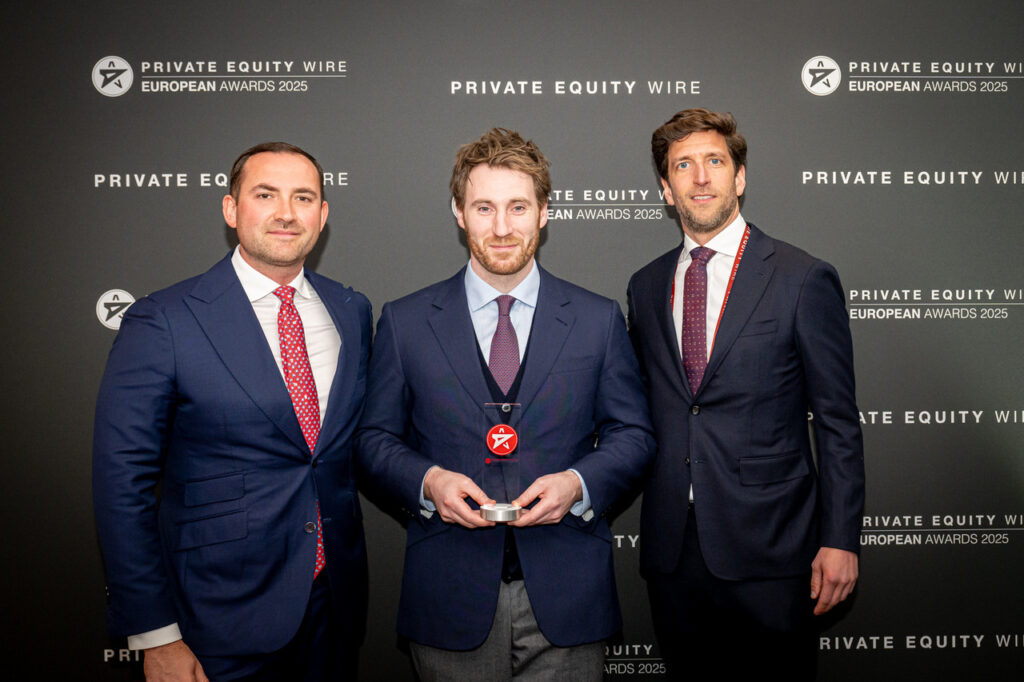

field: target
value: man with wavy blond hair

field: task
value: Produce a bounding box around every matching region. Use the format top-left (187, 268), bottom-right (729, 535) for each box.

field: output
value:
top-left (358, 128), bottom-right (653, 680)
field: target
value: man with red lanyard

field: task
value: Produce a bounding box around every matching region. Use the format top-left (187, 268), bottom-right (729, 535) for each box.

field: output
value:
top-left (627, 108), bottom-right (864, 680)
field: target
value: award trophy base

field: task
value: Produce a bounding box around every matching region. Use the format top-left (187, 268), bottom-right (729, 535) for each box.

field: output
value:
top-left (480, 503), bottom-right (521, 522)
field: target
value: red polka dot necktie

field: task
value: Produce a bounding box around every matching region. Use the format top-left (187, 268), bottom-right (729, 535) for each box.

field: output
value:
top-left (682, 247), bottom-right (715, 395)
top-left (273, 285), bottom-right (325, 578)
top-left (488, 295), bottom-right (519, 394)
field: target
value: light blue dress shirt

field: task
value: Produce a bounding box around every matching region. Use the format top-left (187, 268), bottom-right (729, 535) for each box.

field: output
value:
top-left (420, 260), bottom-right (592, 517)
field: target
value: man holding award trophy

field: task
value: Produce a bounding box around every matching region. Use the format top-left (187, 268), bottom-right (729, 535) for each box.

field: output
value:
top-left (356, 128), bottom-right (654, 680)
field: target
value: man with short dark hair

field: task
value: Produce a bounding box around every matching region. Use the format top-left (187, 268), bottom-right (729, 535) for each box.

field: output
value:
top-left (357, 128), bottom-right (654, 680)
top-left (628, 109), bottom-right (864, 679)
top-left (94, 142), bottom-right (371, 681)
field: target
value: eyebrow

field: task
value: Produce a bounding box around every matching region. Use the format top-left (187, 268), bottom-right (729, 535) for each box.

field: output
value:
top-left (251, 183), bottom-right (318, 196)
top-left (470, 197), bottom-right (533, 205)
top-left (671, 149), bottom-right (729, 161)
top-left (672, 151), bottom-right (727, 162)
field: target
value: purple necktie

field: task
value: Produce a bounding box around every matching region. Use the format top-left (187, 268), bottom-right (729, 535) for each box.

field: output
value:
top-left (488, 295), bottom-right (519, 394)
top-left (682, 247), bottom-right (715, 395)
top-left (273, 285), bottom-right (325, 577)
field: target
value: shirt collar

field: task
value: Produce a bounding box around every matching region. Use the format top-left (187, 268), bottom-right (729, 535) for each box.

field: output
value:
top-left (464, 258), bottom-right (540, 312)
top-left (231, 245), bottom-right (312, 302)
top-left (680, 212), bottom-right (747, 261)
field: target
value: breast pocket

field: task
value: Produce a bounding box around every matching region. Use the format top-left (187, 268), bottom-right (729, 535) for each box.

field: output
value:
top-left (738, 319), bottom-right (778, 337)
top-left (549, 355), bottom-right (600, 375)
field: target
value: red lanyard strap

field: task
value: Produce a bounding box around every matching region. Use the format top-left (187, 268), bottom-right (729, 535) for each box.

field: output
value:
top-left (670, 225), bottom-right (751, 354)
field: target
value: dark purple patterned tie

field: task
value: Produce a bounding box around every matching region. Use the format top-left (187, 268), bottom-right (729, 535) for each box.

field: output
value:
top-left (273, 285), bottom-right (325, 577)
top-left (488, 295), bottom-right (519, 394)
top-left (682, 247), bottom-right (715, 394)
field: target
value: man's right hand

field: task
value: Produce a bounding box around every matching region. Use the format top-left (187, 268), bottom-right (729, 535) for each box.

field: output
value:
top-left (423, 467), bottom-right (496, 528)
top-left (143, 640), bottom-right (208, 682)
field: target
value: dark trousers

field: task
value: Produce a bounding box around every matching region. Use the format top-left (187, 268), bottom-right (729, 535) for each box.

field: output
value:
top-left (199, 572), bottom-right (359, 681)
top-left (646, 507), bottom-right (817, 681)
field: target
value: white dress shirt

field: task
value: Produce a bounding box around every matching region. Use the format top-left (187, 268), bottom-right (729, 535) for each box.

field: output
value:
top-left (128, 247), bottom-right (341, 650)
top-left (232, 246), bottom-right (341, 423)
top-left (673, 214), bottom-right (747, 505)
top-left (673, 213), bottom-right (748, 359)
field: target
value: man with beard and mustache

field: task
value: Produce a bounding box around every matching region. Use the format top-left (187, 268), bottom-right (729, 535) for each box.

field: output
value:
top-left (627, 109), bottom-right (864, 679)
top-left (357, 128), bottom-right (653, 680)
top-left (94, 143), bottom-right (371, 681)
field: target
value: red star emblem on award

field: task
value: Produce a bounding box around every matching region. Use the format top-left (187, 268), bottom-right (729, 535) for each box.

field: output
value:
top-left (486, 424), bottom-right (518, 456)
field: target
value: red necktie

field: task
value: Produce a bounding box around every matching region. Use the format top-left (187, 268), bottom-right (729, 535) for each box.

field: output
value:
top-left (488, 295), bottom-right (519, 394)
top-left (273, 285), bottom-right (325, 577)
top-left (682, 247), bottom-right (715, 395)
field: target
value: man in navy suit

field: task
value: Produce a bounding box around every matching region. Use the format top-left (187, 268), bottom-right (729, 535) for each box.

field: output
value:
top-left (93, 142), bottom-right (371, 681)
top-left (356, 128), bottom-right (654, 680)
top-left (627, 109), bottom-right (864, 679)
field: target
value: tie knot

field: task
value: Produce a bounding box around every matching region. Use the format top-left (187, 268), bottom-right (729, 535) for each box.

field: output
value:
top-left (690, 246), bottom-right (715, 266)
top-left (273, 285), bottom-right (297, 304)
top-left (496, 294), bottom-right (515, 317)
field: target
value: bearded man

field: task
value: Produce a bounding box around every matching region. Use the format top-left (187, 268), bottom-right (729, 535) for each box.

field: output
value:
top-left (357, 128), bottom-right (653, 681)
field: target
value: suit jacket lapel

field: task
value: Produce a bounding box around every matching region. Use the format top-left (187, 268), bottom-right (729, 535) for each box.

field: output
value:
top-left (512, 267), bottom-right (574, 426)
top-left (308, 273), bottom-right (361, 459)
top-left (701, 224), bottom-right (775, 392)
top-left (653, 245), bottom-right (691, 398)
top-left (184, 255), bottom-right (309, 455)
top-left (427, 270), bottom-right (494, 418)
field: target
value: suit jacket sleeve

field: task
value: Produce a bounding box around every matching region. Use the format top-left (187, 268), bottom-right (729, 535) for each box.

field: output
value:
top-left (626, 277), bottom-right (648, 382)
top-left (92, 296), bottom-right (179, 636)
top-left (795, 261), bottom-right (865, 553)
top-left (562, 299), bottom-right (655, 518)
top-left (355, 301), bottom-right (437, 515)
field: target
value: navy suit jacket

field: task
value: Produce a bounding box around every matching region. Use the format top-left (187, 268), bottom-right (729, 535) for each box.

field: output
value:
top-left (356, 265), bottom-right (654, 650)
top-left (93, 253), bottom-right (371, 656)
top-left (627, 224), bottom-right (864, 580)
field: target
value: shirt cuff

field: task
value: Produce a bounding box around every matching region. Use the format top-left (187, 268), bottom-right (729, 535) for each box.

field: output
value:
top-left (568, 469), bottom-right (594, 521)
top-left (419, 466), bottom-right (438, 517)
top-left (128, 623), bottom-right (182, 650)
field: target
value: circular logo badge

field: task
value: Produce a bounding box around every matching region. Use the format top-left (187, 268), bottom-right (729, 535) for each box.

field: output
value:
top-left (92, 56), bottom-right (134, 97)
top-left (802, 56), bottom-right (841, 96)
top-left (96, 289), bottom-right (135, 330)
top-left (486, 424), bottom-right (518, 456)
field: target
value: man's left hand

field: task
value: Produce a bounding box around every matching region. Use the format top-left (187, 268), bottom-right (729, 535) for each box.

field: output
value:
top-left (810, 547), bottom-right (858, 615)
top-left (508, 471), bottom-right (582, 527)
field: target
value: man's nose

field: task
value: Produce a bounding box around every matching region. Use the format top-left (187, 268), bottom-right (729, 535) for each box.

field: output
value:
top-left (693, 163), bottom-right (710, 185)
top-left (274, 197), bottom-right (294, 221)
top-left (493, 211), bottom-right (512, 236)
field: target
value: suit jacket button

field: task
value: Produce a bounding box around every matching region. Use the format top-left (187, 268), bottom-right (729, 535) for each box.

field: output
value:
top-left (304, 522), bottom-right (316, 534)
top-left (691, 405), bottom-right (700, 415)
top-left (684, 457), bottom-right (690, 465)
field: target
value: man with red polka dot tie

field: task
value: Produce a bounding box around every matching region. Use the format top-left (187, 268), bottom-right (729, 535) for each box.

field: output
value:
top-left (94, 142), bottom-right (372, 681)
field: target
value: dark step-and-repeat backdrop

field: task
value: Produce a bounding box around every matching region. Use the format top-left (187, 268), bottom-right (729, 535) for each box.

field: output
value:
top-left (3, 1), bottom-right (1021, 679)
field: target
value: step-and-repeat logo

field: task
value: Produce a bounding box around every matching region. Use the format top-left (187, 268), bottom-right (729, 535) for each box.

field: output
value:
top-left (96, 289), bottom-right (135, 330)
top-left (801, 54), bottom-right (1022, 94)
top-left (802, 56), bottom-right (841, 95)
top-left (91, 55), bottom-right (347, 95)
top-left (92, 56), bottom-right (134, 97)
